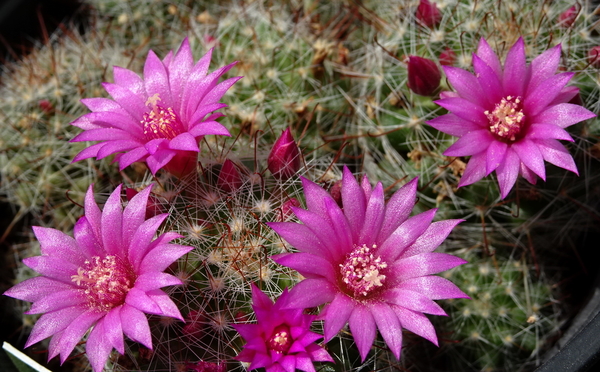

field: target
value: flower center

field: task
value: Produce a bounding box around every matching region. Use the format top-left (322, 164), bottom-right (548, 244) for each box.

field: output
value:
top-left (141, 93), bottom-right (184, 140)
top-left (267, 324), bottom-right (292, 353)
top-left (71, 255), bottom-right (135, 312)
top-left (485, 96), bottom-right (525, 142)
top-left (340, 244), bottom-right (388, 297)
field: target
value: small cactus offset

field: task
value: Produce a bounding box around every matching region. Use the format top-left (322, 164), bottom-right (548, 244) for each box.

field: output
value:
top-left (2, 1), bottom-right (600, 372)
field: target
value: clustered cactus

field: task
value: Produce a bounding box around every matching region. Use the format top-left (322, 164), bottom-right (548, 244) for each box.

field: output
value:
top-left (2, 1), bottom-right (600, 372)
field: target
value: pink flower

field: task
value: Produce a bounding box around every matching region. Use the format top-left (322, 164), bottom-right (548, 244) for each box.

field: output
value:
top-left (71, 38), bottom-right (241, 177)
top-left (267, 166), bottom-right (467, 361)
top-left (416, 0), bottom-right (442, 28)
top-left (268, 128), bottom-right (302, 181)
top-left (233, 284), bottom-right (333, 372)
top-left (407, 56), bottom-right (441, 96)
top-left (428, 38), bottom-right (596, 198)
top-left (4, 184), bottom-right (193, 372)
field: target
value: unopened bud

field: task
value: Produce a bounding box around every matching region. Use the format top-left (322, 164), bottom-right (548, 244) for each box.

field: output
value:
top-left (558, 6), bottom-right (577, 28)
top-left (589, 46), bottom-right (600, 68)
top-left (268, 128), bottom-right (301, 180)
top-left (407, 55), bottom-right (441, 96)
top-left (416, 0), bottom-right (442, 28)
top-left (217, 159), bottom-right (243, 193)
top-left (439, 47), bottom-right (456, 66)
top-left (125, 188), bottom-right (162, 218)
top-left (279, 198), bottom-right (301, 221)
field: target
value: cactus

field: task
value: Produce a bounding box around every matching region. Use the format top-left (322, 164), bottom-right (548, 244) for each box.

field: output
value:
top-left (2, 0), bottom-right (600, 372)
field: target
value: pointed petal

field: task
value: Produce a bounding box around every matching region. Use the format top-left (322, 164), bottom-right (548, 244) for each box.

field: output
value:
top-left (144, 50), bottom-right (173, 108)
top-left (358, 183), bottom-right (385, 247)
top-left (392, 305), bottom-right (438, 345)
top-left (383, 288), bottom-right (446, 315)
top-left (486, 140), bottom-right (508, 175)
top-left (378, 178), bottom-right (418, 243)
top-left (443, 65), bottom-right (487, 108)
top-left (396, 276), bottom-right (468, 300)
top-left (427, 113), bottom-right (484, 136)
top-left (495, 147), bottom-right (520, 198)
top-left (120, 304), bottom-right (152, 349)
top-left (371, 303), bottom-right (403, 360)
top-left (458, 151), bottom-right (487, 187)
top-left (86, 318), bottom-right (114, 372)
top-left (101, 185), bottom-right (124, 257)
top-left (434, 97), bottom-right (487, 124)
top-left (503, 37), bottom-right (527, 97)
top-left (524, 72), bottom-right (574, 117)
top-left (512, 138), bottom-right (546, 180)
top-left (272, 252), bottom-right (336, 282)
top-left (526, 123), bottom-right (573, 141)
top-left (528, 44), bottom-right (561, 93)
top-left (33, 226), bottom-right (85, 264)
top-left (401, 219), bottom-right (463, 258)
top-left (266, 222), bottom-right (332, 260)
top-left (169, 132), bottom-right (200, 152)
top-left (472, 54), bottom-right (504, 107)
top-left (322, 293), bottom-right (354, 341)
top-left (530, 103), bottom-right (596, 128)
top-left (348, 305), bottom-right (376, 361)
top-left (378, 209), bottom-right (437, 262)
top-left (122, 184), bottom-right (153, 248)
top-left (285, 279), bottom-right (336, 309)
top-left (25, 306), bottom-right (86, 347)
top-left (444, 130), bottom-right (494, 157)
top-left (341, 166), bottom-right (366, 242)
top-left (534, 138), bottom-right (578, 175)
top-left (391, 252), bottom-right (467, 282)
top-left (476, 38), bottom-right (502, 78)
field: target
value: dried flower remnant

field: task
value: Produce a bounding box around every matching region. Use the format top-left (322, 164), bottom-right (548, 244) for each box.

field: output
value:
top-left (71, 38), bottom-right (241, 177)
top-left (428, 38), bottom-right (595, 198)
top-left (268, 166), bottom-right (468, 361)
top-left (3, 185), bottom-right (193, 372)
top-left (268, 127), bottom-right (301, 181)
top-left (233, 284), bottom-right (333, 372)
top-left (407, 56), bottom-right (442, 96)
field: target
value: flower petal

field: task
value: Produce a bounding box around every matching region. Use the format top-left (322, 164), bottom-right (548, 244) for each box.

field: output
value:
top-left (434, 97), bottom-right (487, 124)
top-left (495, 147), bottom-right (520, 198)
top-left (272, 252), bottom-right (336, 283)
top-left (120, 304), bottom-right (152, 349)
top-left (371, 302), bottom-right (403, 360)
top-left (444, 130), bottom-right (494, 157)
top-left (101, 185), bottom-right (124, 257)
top-left (524, 72), bottom-right (574, 117)
top-left (341, 166), bottom-right (367, 242)
top-left (400, 219), bottom-right (463, 258)
top-left (444, 65), bottom-right (487, 108)
top-left (285, 279), bottom-right (337, 309)
top-left (527, 44), bottom-right (561, 93)
top-left (512, 138), bottom-right (546, 180)
top-left (392, 305), bottom-right (438, 345)
top-left (358, 183), bottom-right (385, 247)
top-left (348, 305), bottom-right (376, 361)
top-left (322, 293), bottom-right (354, 341)
top-left (377, 178), bottom-right (418, 243)
top-left (526, 123), bottom-right (573, 142)
top-left (267, 222), bottom-right (332, 260)
top-left (534, 138), bottom-right (578, 175)
top-left (458, 151), bottom-right (488, 187)
top-left (383, 288), bottom-right (446, 315)
top-left (427, 113), bottom-right (484, 136)
top-left (530, 103), bottom-right (596, 128)
top-left (378, 209), bottom-right (437, 262)
top-left (503, 37), bottom-right (528, 97)
top-left (396, 276), bottom-right (469, 300)
top-left (391, 252), bottom-right (467, 282)
top-left (485, 140), bottom-right (508, 175)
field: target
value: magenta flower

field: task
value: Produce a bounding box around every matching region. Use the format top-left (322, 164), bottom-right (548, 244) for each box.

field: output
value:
top-left (428, 38), bottom-right (596, 198)
top-left (233, 284), bottom-right (333, 372)
top-left (4, 185), bottom-right (193, 372)
top-left (71, 38), bottom-right (241, 177)
top-left (267, 166), bottom-right (467, 361)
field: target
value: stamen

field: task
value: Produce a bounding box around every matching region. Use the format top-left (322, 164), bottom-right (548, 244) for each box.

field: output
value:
top-left (487, 96), bottom-right (525, 141)
top-left (267, 324), bottom-right (292, 353)
top-left (339, 244), bottom-right (387, 297)
top-left (141, 94), bottom-right (184, 140)
top-left (72, 255), bottom-right (134, 312)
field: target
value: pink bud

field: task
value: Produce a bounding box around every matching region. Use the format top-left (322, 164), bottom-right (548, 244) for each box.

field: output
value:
top-left (217, 159), bottom-right (243, 192)
top-left (439, 47), bottom-right (456, 66)
top-left (589, 46), bottom-right (600, 68)
top-left (329, 180), bottom-right (343, 207)
top-left (416, 0), bottom-right (442, 28)
top-left (268, 128), bottom-right (301, 180)
top-left (38, 99), bottom-right (54, 114)
top-left (182, 311), bottom-right (205, 339)
top-left (279, 198), bottom-right (301, 221)
top-left (407, 55), bottom-right (441, 96)
top-left (558, 6), bottom-right (577, 28)
top-left (125, 188), bottom-right (163, 218)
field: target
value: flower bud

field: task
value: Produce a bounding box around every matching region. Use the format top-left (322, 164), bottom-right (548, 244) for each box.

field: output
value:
top-left (268, 128), bottom-right (301, 180)
top-left (439, 47), bottom-right (456, 66)
top-left (558, 6), bottom-right (577, 28)
top-left (407, 55), bottom-right (441, 96)
top-left (589, 46), bottom-right (600, 68)
top-left (38, 99), bottom-right (54, 114)
top-left (217, 159), bottom-right (243, 193)
top-left (125, 187), bottom-right (163, 218)
top-left (279, 197), bottom-right (301, 221)
top-left (416, 0), bottom-right (442, 28)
